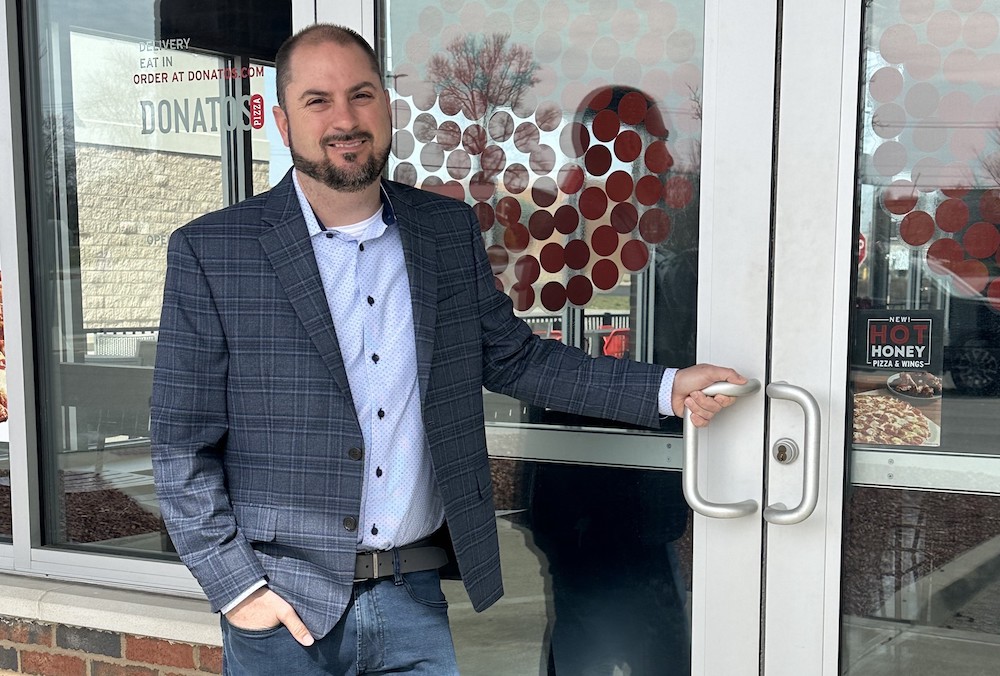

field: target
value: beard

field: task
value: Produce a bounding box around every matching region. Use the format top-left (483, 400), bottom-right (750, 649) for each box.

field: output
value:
top-left (289, 130), bottom-right (390, 193)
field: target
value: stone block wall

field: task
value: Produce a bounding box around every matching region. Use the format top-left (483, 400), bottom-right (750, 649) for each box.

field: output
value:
top-left (0, 616), bottom-right (221, 675)
top-left (74, 144), bottom-right (269, 329)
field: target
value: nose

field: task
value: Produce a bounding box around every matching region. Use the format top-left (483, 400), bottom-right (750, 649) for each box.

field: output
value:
top-left (328, 99), bottom-right (361, 134)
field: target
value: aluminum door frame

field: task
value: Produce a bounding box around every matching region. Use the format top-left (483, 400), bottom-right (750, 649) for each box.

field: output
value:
top-left (763, 1), bottom-right (862, 674)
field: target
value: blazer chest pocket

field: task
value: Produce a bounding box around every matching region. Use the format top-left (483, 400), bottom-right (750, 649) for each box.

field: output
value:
top-left (437, 288), bottom-right (471, 315)
top-left (233, 504), bottom-right (278, 543)
top-left (436, 289), bottom-right (476, 341)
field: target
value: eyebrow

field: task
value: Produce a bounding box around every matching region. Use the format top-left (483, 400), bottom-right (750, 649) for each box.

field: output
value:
top-left (297, 81), bottom-right (380, 100)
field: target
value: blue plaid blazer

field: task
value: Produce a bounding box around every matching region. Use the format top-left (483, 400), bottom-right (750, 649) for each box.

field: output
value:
top-left (150, 170), bottom-right (666, 638)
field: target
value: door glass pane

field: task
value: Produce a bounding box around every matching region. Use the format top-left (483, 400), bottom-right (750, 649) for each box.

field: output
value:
top-left (0, 269), bottom-right (9, 541)
top-left (383, 1), bottom-right (703, 673)
top-left (23, 0), bottom-right (289, 556)
top-left (844, 1), bottom-right (1000, 672)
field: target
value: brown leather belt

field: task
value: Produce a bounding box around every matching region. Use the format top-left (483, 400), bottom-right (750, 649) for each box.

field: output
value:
top-left (354, 546), bottom-right (449, 582)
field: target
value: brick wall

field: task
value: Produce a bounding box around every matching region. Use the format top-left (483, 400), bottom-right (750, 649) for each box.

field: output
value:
top-left (0, 617), bottom-right (221, 675)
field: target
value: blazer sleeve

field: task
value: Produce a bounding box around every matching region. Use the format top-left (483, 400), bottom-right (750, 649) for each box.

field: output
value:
top-left (466, 215), bottom-right (666, 428)
top-left (150, 228), bottom-right (265, 611)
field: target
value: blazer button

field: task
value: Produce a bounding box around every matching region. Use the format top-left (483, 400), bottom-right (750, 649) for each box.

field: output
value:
top-left (343, 516), bottom-right (358, 532)
top-left (348, 447), bottom-right (363, 461)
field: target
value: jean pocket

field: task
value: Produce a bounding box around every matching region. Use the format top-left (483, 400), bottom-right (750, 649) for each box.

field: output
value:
top-left (223, 618), bottom-right (284, 638)
top-left (402, 570), bottom-right (449, 609)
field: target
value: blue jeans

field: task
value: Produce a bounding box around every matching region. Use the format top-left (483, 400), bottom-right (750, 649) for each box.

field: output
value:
top-left (221, 571), bottom-right (459, 675)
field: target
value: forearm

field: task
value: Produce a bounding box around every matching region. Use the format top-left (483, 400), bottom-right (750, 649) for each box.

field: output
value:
top-left (151, 229), bottom-right (264, 610)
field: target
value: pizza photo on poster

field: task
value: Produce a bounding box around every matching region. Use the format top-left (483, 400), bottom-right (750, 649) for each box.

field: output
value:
top-left (851, 311), bottom-right (944, 448)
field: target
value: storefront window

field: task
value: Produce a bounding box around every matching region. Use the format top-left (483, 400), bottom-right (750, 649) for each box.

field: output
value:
top-left (22, 0), bottom-right (289, 555)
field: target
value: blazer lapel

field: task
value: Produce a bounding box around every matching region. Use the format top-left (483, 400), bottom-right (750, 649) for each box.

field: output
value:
top-left (257, 174), bottom-right (355, 408)
top-left (388, 183), bottom-right (438, 406)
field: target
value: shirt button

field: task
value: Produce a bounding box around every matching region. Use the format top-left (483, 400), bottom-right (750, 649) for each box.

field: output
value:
top-left (325, 232), bottom-right (334, 239)
top-left (376, 467), bottom-right (383, 477)
top-left (377, 409), bottom-right (385, 419)
top-left (343, 516), bottom-right (358, 532)
top-left (368, 296), bottom-right (375, 306)
top-left (359, 243), bottom-right (365, 252)
top-left (371, 524), bottom-right (379, 536)
top-left (372, 353), bottom-right (379, 363)
top-left (348, 447), bottom-right (363, 461)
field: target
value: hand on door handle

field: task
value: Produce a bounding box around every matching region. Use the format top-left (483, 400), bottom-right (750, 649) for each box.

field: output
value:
top-left (762, 382), bottom-right (821, 525)
top-left (682, 379), bottom-right (762, 519)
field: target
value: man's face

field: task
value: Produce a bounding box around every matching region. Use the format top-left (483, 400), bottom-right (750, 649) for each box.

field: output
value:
top-left (273, 40), bottom-right (392, 193)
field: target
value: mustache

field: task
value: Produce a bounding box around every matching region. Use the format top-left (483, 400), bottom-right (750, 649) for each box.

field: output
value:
top-left (321, 132), bottom-right (373, 144)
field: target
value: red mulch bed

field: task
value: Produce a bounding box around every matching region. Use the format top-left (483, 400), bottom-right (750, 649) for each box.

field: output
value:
top-left (0, 469), bottom-right (163, 544)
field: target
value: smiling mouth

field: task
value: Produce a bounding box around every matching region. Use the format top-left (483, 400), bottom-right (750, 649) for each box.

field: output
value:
top-left (328, 140), bottom-right (365, 150)
top-left (324, 134), bottom-right (370, 151)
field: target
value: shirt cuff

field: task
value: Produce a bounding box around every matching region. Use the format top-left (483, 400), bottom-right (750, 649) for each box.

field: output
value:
top-left (220, 579), bottom-right (268, 614)
top-left (658, 368), bottom-right (679, 417)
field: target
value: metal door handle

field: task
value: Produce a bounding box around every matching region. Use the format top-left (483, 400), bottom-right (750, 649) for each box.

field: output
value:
top-left (683, 379), bottom-right (761, 519)
top-left (763, 382), bottom-right (820, 525)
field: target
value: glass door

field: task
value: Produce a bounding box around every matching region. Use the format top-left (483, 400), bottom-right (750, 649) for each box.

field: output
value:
top-left (763, 1), bottom-right (1000, 674)
top-left (840, 1), bottom-right (1000, 674)
top-left (360, 0), bottom-right (779, 674)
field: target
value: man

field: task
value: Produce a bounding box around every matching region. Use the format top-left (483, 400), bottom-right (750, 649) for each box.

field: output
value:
top-left (151, 23), bottom-right (746, 675)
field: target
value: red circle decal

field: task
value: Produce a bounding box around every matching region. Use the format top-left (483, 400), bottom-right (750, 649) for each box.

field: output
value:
top-left (935, 198), bottom-right (969, 233)
top-left (591, 225), bottom-right (619, 256)
top-left (540, 242), bottom-right (565, 272)
top-left (554, 205), bottom-right (580, 234)
top-left (541, 282), bottom-right (567, 311)
top-left (621, 240), bottom-right (650, 272)
top-left (592, 259), bottom-right (620, 290)
top-left (579, 187), bottom-right (609, 220)
top-left (510, 282), bottom-right (535, 311)
top-left (566, 275), bottom-right (594, 306)
top-left (515, 255), bottom-right (541, 284)
top-left (564, 239), bottom-right (592, 270)
top-left (899, 210), bottom-right (935, 246)
top-left (529, 210), bottom-right (555, 240)
top-left (639, 209), bottom-right (671, 243)
top-left (610, 203), bottom-right (639, 234)
top-left (963, 221), bottom-right (1000, 259)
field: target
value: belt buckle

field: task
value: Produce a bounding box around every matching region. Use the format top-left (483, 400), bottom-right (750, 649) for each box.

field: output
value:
top-left (355, 550), bottom-right (381, 583)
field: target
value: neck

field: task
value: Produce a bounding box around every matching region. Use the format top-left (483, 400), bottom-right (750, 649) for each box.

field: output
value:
top-left (295, 170), bottom-right (382, 228)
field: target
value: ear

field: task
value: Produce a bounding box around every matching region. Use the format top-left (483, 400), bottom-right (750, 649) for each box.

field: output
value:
top-left (273, 105), bottom-right (290, 148)
top-left (383, 89), bottom-right (392, 119)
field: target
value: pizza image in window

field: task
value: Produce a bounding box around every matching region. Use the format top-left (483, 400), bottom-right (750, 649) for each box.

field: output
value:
top-left (852, 394), bottom-right (931, 447)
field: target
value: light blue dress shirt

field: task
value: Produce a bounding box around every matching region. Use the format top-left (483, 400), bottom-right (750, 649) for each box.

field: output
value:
top-left (292, 172), bottom-right (445, 552)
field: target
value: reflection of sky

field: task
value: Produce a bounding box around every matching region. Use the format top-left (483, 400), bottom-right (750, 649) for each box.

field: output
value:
top-left (264, 69), bottom-right (292, 185)
top-left (861, 1), bottom-right (1000, 192)
top-left (383, 0), bottom-right (708, 186)
top-left (44, 0), bottom-right (157, 39)
top-left (384, 0), bottom-right (705, 131)
top-left (858, 1), bottom-right (1000, 312)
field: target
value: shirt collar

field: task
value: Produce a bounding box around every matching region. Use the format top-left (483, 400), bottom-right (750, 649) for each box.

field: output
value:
top-left (291, 169), bottom-right (398, 240)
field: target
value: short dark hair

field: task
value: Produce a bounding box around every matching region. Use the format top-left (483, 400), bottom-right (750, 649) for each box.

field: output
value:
top-left (274, 24), bottom-right (381, 107)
